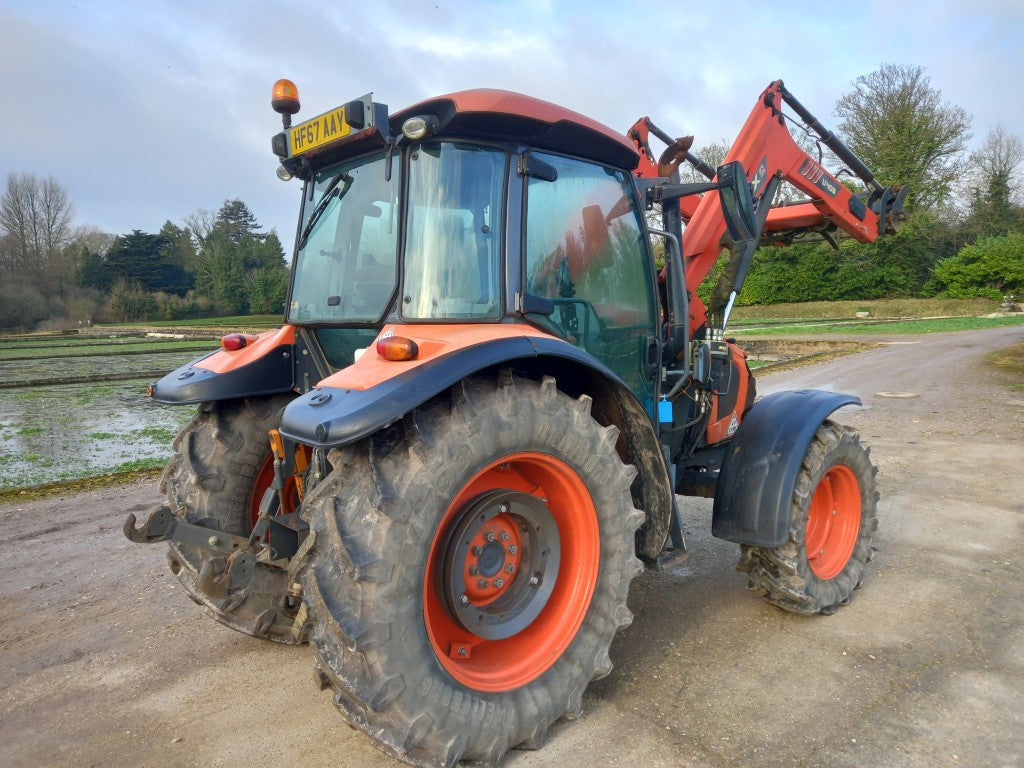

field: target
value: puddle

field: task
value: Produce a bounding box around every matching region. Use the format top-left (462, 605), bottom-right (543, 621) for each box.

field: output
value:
top-left (0, 379), bottom-right (195, 489)
top-left (0, 337), bottom-right (220, 490)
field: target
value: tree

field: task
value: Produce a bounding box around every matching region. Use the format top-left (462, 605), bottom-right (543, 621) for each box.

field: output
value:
top-left (214, 199), bottom-right (265, 244)
top-left (104, 230), bottom-right (192, 296)
top-left (159, 220), bottom-right (199, 275)
top-left (0, 173), bottom-right (75, 285)
top-left (835, 64), bottom-right (971, 210)
top-left (107, 278), bottom-right (158, 322)
top-left (183, 207), bottom-right (217, 250)
top-left (194, 230), bottom-right (247, 313)
top-left (679, 139), bottom-right (729, 185)
top-left (964, 124), bottom-right (1024, 238)
top-left (244, 265), bottom-right (289, 314)
top-left (75, 243), bottom-right (112, 293)
top-left (930, 232), bottom-right (1024, 299)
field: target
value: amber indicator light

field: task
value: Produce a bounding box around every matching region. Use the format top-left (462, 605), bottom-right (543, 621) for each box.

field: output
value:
top-left (376, 336), bottom-right (419, 361)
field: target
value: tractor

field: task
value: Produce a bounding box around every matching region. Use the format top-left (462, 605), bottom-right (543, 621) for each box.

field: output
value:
top-left (125, 79), bottom-right (906, 767)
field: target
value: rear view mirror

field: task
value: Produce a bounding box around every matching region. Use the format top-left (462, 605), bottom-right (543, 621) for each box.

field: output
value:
top-left (716, 161), bottom-right (756, 243)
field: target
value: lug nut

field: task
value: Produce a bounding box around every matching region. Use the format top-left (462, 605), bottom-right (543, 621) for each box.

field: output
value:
top-left (478, 579), bottom-right (489, 589)
top-left (494, 578), bottom-right (505, 588)
top-left (484, 532), bottom-right (495, 542)
top-left (459, 594), bottom-right (469, 605)
top-left (529, 575), bottom-right (540, 587)
top-left (500, 531), bottom-right (510, 541)
top-left (472, 546), bottom-right (484, 556)
top-left (498, 503), bottom-right (509, 514)
top-left (508, 545), bottom-right (518, 555)
top-left (457, 646), bottom-right (468, 656)
top-left (506, 564), bottom-right (516, 574)
top-left (468, 566), bottom-right (479, 576)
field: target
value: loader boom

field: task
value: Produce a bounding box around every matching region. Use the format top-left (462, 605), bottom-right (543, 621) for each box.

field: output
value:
top-left (630, 79), bottom-right (906, 334)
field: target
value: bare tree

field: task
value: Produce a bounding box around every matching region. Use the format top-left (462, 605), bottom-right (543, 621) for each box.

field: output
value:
top-left (835, 63), bottom-right (971, 210)
top-left (964, 124), bottom-right (1024, 236)
top-left (183, 208), bottom-right (217, 250)
top-left (70, 224), bottom-right (116, 257)
top-left (0, 173), bottom-right (75, 279)
top-left (969, 124), bottom-right (1024, 201)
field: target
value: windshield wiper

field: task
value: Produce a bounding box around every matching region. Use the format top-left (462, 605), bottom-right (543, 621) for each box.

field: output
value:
top-left (297, 172), bottom-right (353, 250)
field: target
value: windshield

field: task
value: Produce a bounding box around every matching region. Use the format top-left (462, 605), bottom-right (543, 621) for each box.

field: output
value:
top-left (402, 142), bottom-right (505, 320)
top-left (288, 152), bottom-right (399, 324)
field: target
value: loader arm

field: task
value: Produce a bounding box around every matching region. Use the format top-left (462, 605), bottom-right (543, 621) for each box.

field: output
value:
top-left (630, 79), bottom-right (906, 333)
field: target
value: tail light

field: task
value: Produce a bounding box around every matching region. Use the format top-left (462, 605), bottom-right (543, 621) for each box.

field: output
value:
top-left (221, 333), bottom-right (253, 351)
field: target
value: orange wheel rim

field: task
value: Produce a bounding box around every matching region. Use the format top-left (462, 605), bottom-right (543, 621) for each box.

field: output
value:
top-left (805, 464), bottom-right (861, 580)
top-left (424, 452), bottom-right (600, 692)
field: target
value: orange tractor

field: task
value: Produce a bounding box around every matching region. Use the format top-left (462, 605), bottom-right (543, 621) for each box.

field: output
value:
top-left (126, 79), bottom-right (905, 766)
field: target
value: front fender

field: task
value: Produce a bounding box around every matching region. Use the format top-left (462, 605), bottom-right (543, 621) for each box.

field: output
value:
top-left (711, 389), bottom-right (860, 547)
top-left (278, 334), bottom-right (630, 448)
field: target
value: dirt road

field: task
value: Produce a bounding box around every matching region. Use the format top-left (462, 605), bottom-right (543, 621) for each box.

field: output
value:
top-left (2, 326), bottom-right (1022, 768)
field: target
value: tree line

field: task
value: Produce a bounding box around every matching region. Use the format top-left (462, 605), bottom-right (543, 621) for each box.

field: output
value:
top-left (0, 188), bottom-right (289, 330)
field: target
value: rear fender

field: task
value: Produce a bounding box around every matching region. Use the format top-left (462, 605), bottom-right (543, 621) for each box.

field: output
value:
top-left (149, 326), bottom-right (296, 404)
top-left (711, 389), bottom-right (860, 547)
top-left (281, 334), bottom-right (628, 447)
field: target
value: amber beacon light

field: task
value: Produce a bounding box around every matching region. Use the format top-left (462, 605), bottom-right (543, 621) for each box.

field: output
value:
top-left (271, 79), bottom-right (301, 127)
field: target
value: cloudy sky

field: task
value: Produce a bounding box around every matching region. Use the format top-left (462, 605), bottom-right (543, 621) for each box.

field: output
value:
top-left (2, 0), bottom-right (1022, 250)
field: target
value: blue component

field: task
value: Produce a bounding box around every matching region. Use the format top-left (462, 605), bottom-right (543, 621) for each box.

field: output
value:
top-left (658, 397), bottom-right (673, 423)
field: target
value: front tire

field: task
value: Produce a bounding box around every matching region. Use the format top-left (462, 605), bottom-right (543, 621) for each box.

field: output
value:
top-left (299, 374), bottom-right (643, 767)
top-left (161, 396), bottom-right (304, 643)
top-left (738, 420), bottom-right (878, 615)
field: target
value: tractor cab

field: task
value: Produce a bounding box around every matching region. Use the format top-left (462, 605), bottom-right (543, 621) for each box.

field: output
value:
top-left (271, 83), bottom-right (661, 405)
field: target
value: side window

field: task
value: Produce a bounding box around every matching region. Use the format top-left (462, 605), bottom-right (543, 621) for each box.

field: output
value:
top-left (402, 143), bottom-right (504, 320)
top-left (525, 153), bottom-right (657, 398)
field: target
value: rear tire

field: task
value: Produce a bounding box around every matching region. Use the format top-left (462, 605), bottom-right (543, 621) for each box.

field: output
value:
top-left (298, 374), bottom-right (643, 767)
top-left (161, 395), bottom-right (304, 643)
top-left (738, 421), bottom-right (878, 615)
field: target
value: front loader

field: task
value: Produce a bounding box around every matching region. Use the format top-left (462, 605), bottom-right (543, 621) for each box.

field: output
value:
top-left (125, 78), bottom-right (905, 767)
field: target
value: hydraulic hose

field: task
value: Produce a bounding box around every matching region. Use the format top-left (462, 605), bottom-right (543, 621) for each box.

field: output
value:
top-left (776, 82), bottom-right (882, 194)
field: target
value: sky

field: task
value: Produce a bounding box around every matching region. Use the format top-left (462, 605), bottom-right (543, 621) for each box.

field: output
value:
top-left (1, 0), bottom-right (1022, 252)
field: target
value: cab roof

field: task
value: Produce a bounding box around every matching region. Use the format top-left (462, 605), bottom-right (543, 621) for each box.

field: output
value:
top-left (389, 89), bottom-right (639, 170)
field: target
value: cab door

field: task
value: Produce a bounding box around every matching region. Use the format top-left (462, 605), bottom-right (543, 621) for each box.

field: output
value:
top-left (522, 151), bottom-right (660, 414)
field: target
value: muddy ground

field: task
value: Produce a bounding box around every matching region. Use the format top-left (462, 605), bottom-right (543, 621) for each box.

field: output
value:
top-left (1, 326), bottom-right (1022, 768)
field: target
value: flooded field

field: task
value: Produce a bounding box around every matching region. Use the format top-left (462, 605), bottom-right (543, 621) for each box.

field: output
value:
top-left (0, 333), bottom-right (218, 490)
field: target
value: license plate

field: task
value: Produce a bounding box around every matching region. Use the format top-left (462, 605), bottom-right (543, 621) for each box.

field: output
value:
top-left (288, 107), bottom-right (352, 156)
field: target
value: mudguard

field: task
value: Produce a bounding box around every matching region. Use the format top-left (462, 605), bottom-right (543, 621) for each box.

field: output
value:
top-left (149, 327), bottom-right (296, 404)
top-left (279, 335), bottom-right (629, 448)
top-left (711, 389), bottom-right (860, 547)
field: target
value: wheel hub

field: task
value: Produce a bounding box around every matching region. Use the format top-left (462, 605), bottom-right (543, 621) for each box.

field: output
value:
top-left (442, 489), bottom-right (560, 640)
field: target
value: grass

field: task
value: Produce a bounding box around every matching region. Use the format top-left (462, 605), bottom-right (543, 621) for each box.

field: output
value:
top-left (97, 314), bottom-right (284, 329)
top-left (729, 297), bottom-right (1001, 322)
top-left (734, 315), bottom-right (1024, 337)
top-left (134, 426), bottom-right (179, 443)
top-left (12, 391), bottom-right (45, 401)
top-left (0, 340), bottom-right (216, 360)
top-left (0, 465), bottom-right (164, 503)
top-left (986, 342), bottom-right (1024, 393)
